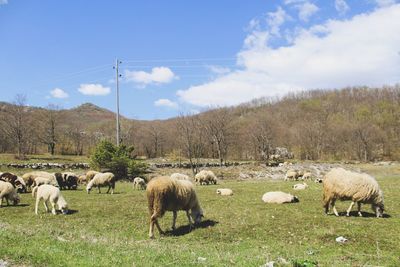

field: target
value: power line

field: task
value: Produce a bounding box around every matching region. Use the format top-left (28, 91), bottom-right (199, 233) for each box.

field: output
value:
top-left (123, 57), bottom-right (235, 63)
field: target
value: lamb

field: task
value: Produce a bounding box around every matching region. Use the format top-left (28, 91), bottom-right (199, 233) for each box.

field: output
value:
top-left (284, 170), bottom-right (298, 181)
top-left (0, 172), bottom-right (27, 193)
top-left (322, 168), bottom-right (384, 217)
top-left (194, 170), bottom-right (217, 185)
top-left (216, 188), bottom-right (233, 196)
top-left (146, 176), bottom-right (203, 239)
top-left (262, 191), bottom-right (299, 204)
top-left (32, 184), bottom-right (68, 215)
top-left (22, 171), bottom-right (59, 189)
top-left (86, 170), bottom-right (100, 182)
top-left (302, 172), bottom-right (312, 180)
top-left (0, 181), bottom-right (20, 207)
top-left (293, 183), bottom-right (308, 190)
top-left (133, 177), bottom-right (146, 190)
top-left (170, 173), bottom-right (192, 181)
top-left (86, 172), bottom-right (115, 194)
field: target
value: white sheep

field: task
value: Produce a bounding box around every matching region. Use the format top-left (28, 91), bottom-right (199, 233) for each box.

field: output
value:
top-left (0, 181), bottom-right (20, 207)
top-left (33, 177), bottom-right (53, 187)
top-left (194, 170), bottom-right (217, 185)
top-left (323, 168), bottom-right (384, 217)
top-left (301, 172), bottom-right (312, 180)
top-left (86, 170), bottom-right (100, 181)
top-left (86, 172), bottom-right (115, 194)
top-left (170, 173), bottom-right (192, 181)
top-left (284, 170), bottom-right (298, 181)
top-left (23, 171), bottom-right (59, 189)
top-left (216, 188), bottom-right (233, 196)
top-left (133, 177), bottom-right (146, 190)
top-left (293, 183), bottom-right (308, 190)
top-left (32, 184), bottom-right (68, 215)
top-left (262, 191), bottom-right (299, 204)
top-left (146, 176), bottom-right (203, 239)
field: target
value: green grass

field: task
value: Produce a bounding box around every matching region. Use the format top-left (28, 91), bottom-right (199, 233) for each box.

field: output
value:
top-left (1, 166), bottom-right (400, 266)
top-left (0, 154), bottom-right (89, 164)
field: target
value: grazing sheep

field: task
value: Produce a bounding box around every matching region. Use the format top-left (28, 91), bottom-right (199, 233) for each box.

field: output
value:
top-left (323, 168), bottom-right (384, 217)
top-left (194, 170), bottom-right (217, 185)
top-left (262, 191), bottom-right (299, 204)
top-left (293, 183), bottom-right (308, 190)
top-left (86, 172), bottom-right (115, 194)
top-left (146, 176), bottom-right (203, 239)
top-left (216, 188), bottom-right (233, 196)
top-left (86, 171), bottom-right (100, 182)
top-left (170, 173), bottom-right (192, 181)
top-left (78, 175), bottom-right (88, 184)
top-left (32, 184), bottom-right (68, 215)
top-left (301, 172), bottom-right (312, 180)
top-left (133, 177), bottom-right (146, 190)
top-left (284, 170), bottom-right (298, 181)
top-left (0, 181), bottom-right (20, 207)
top-left (22, 171), bottom-right (58, 189)
top-left (0, 172), bottom-right (26, 193)
top-left (55, 172), bottom-right (78, 190)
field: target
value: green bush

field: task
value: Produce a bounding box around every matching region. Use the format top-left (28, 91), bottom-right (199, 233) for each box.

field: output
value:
top-left (90, 140), bottom-right (147, 179)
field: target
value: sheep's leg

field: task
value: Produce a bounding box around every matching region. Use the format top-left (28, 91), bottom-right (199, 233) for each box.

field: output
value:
top-left (50, 201), bottom-right (57, 215)
top-left (98, 186), bottom-right (101, 194)
top-left (149, 219), bottom-right (155, 239)
top-left (171, 211), bottom-right (177, 230)
top-left (44, 200), bottom-right (49, 213)
top-left (106, 185), bottom-right (110, 194)
top-left (331, 200), bottom-right (339, 216)
top-left (346, 201), bottom-right (355, 216)
top-left (324, 201), bottom-right (330, 215)
top-left (35, 198), bottom-right (40, 215)
top-left (186, 210), bottom-right (194, 229)
top-left (357, 202), bottom-right (362, 217)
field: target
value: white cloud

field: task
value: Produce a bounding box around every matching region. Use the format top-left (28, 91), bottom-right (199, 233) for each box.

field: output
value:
top-left (208, 65), bottom-right (231, 75)
top-left (285, 1), bottom-right (319, 22)
top-left (0, 0), bottom-right (8, 5)
top-left (125, 67), bottom-right (177, 86)
top-left (78, 84), bottom-right (110, 96)
top-left (50, 88), bottom-right (69, 99)
top-left (266, 7), bottom-right (290, 36)
top-left (154, 98), bottom-right (178, 109)
top-left (335, 0), bottom-right (350, 15)
top-left (178, 5), bottom-right (400, 107)
top-left (374, 0), bottom-right (397, 7)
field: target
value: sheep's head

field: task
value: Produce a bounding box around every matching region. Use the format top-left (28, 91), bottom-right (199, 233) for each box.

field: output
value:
top-left (191, 208), bottom-right (204, 224)
top-left (372, 203), bottom-right (384, 218)
top-left (216, 189), bottom-right (221, 195)
top-left (292, 196), bottom-right (299, 203)
top-left (11, 193), bottom-right (20, 205)
top-left (86, 184), bottom-right (92, 194)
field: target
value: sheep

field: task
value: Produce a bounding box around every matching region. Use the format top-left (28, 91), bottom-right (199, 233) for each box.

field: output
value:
top-left (0, 172), bottom-right (26, 193)
top-left (194, 170), bottom-right (217, 185)
top-left (262, 191), bottom-right (299, 204)
top-left (216, 188), bottom-right (233, 196)
top-left (315, 178), bottom-right (323, 183)
top-left (284, 170), bottom-right (298, 181)
top-left (301, 172), bottom-right (312, 180)
top-left (32, 184), bottom-right (68, 215)
top-left (170, 173), bottom-right (192, 181)
top-left (22, 171), bottom-right (59, 189)
top-left (133, 177), bottom-right (146, 190)
top-left (77, 175), bottom-right (88, 184)
top-left (86, 172), bottom-right (115, 194)
top-left (146, 176), bottom-right (203, 239)
top-left (86, 170), bottom-right (100, 182)
top-left (293, 183), bottom-right (308, 190)
top-left (55, 172), bottom-right (78, 190)
top-left (322, 168), bottom-right (384, 218)
top-left (33, 177), bottom-right (53, 187)
top-left (0, 181), bottom-right (20, 207)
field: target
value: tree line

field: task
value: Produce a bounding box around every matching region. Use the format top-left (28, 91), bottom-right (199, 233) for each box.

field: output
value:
top-left (1, 86), bottom-right (399, 163)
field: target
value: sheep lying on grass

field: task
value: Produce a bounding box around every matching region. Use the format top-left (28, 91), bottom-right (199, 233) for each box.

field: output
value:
top-left (323, 168), bottom-right (384, 217)
top-left (146, 176), bottom-right (203, 239)
top-left (170, 173), bottom-right (192, 181)
top-left (194, 170), bottom-right (217, 185)
top-left (32, 184), bottom-right (68, 215)
top-left (216, 188), bottom-right (233, 196)
top-left (133, 177), bottom-right (146, 190)
top-left (293, 183), bottom-right (308, 190)
top-left (0, 181), bottom-right (20, 207)
top-left (262, 191), bottom-right (299, 204)
top-left (86, 172), bottom-right (115, 194)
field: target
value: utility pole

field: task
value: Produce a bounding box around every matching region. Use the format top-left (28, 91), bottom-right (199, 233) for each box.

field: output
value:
top-left (114, 58), bottom-right (122, 146)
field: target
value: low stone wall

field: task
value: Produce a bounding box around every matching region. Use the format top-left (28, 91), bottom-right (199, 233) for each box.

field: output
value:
top-left (150, 161), bottom-right (251, 169)
top-left (0, 162), bottom-right (90, 169)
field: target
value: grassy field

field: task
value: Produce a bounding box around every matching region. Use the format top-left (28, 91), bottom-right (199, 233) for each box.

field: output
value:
top-left (0, 154), bottom-right (90, 164)
top-left (1, 165), bottom-right (399, 266)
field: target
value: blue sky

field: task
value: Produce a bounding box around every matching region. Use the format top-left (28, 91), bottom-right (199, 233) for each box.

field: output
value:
top-left (1, 0), bottom-right (399, 120)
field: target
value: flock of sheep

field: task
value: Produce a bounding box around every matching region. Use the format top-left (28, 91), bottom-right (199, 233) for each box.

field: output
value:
top-left (0, 166), bottom-right (385, 239)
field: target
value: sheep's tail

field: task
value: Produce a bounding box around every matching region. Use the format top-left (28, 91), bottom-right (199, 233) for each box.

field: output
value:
top-left (32, 186), bottom-right (38, 198)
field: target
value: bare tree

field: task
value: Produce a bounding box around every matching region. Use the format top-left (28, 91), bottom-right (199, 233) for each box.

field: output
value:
top-left (249, 115), bottom-right (275, 160)
top-left (39, 104), bottom-right (59, 155)
top-left (176, 114), bottom-right (206, 175)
